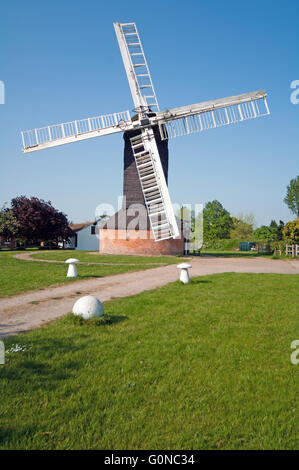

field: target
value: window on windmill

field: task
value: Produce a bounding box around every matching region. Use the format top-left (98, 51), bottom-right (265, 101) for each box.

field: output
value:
top-left (91, 225), bottom-right (96, 235)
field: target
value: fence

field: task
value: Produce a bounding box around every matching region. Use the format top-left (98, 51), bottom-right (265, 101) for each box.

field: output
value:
top-left (285, 244), bottom-right (299, 257)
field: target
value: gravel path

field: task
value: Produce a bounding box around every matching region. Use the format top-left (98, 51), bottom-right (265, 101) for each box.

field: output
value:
top-left (1, 256), bottom-right (298, 338)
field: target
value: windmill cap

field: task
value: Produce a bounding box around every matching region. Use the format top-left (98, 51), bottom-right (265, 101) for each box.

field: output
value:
top-left (65, 258), bottom-right (80, 264)
top-left (177, 263), bottom-right (192, 269)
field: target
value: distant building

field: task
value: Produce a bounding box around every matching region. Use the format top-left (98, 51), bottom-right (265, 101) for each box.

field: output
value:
top-left (60, 221), bottom-right (99, 251)
top-left (0, 236), bottom-right (16, 250)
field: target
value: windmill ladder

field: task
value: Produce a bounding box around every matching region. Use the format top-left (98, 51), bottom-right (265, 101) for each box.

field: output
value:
top-left (130, 131), bottom-right (179, 241)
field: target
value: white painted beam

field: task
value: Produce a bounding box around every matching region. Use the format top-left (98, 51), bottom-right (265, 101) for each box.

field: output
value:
top-left (156, 90), bottom-right (267, 122)
top-left (22, 124), bottom-right (130, 153)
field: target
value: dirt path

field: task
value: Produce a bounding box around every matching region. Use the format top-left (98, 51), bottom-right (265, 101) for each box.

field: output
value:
top-left (1, 256), bottom-right (298, 338)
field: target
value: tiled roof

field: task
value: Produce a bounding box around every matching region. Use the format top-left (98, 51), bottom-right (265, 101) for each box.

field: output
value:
top-left (69, 222), bottom-right (94, 233)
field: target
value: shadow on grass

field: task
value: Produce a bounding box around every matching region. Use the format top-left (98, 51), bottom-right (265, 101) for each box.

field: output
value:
top-left (190, 280), bottom-right (211, 284)
top-left (107, 315), bottom-right (128, 325)
top-left (0, 335), bottom-right (87, 392)
top-left (69, 314), bottom-right (128, 327)
top-left (0, 356), bottom-right (81, 391)
top-left (0, 424), bottom-right (39, 448)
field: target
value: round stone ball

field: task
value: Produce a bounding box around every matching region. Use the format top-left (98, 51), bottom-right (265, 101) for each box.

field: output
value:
top-left (72, 295), bottom-right (104, 320)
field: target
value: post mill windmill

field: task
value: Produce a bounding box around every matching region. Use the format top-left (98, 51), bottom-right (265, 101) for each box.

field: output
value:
top-left (21, 22), bottom-right (270, 255)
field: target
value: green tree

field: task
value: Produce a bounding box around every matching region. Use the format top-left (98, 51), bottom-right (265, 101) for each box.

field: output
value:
top-left (283, 218), bottom-right (299, 244)
top-left (203, 200), bottom-right (233, 240)
top-left (0, 204), bottom-right (19, 239)
top-left (277, 220), bottom-right (285, 240)
top-left (238, 212), bottom-right (256, 228)
top-left (254, 225), bottom-right (277, 242)
top-left (269, 220), bottom-right (279, 239)
top-left (230, 213), bottom-right (255, 239)
top-left (284, 176), bottom-right (299, 217)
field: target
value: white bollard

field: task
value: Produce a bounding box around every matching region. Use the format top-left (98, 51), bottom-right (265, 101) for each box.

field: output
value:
top-left (65, 258), bottom-right (79, 278)
top-left (72, 295), bottom-right (104, 319)
top-left (177, 263), bottom-right (192, 284)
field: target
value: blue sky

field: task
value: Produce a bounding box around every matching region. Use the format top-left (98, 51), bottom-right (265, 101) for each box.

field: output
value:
top-left (0, 0), bottom-right (298, 226)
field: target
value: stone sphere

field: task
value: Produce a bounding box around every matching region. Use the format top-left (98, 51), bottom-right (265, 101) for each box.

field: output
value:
top-left (72, 295), bottom-right (104, 320)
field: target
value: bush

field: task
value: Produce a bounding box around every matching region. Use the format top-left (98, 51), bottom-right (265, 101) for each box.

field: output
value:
top-left (202, 238), bottom-right (243, 251)
top-left (253, 225), bottom-right (277, 242)
top-left (283, 218), bottom-right (299, 244)
top-left (270, 240), bottom-right (286, 253)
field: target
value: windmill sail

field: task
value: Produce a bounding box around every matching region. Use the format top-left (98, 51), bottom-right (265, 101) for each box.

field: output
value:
top-left (130, 129), bottom-right (179, 241)
top-left (21, 110), bottom-right (132, 153)
top-left (158, 90), bottom-right (270, 140)
top-left (114, 22), bottom-right (178, 240)
top-left (114, 22), bottom-right (159, 113)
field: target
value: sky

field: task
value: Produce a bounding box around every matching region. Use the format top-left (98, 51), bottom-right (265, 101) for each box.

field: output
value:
top-left (0, 0), bottom-right (298, 226)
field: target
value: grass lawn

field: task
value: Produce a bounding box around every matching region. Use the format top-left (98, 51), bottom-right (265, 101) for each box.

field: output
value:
top-left (31, 250), bottom-right (183, 264)
top-left (200, 251), bottom-right (293, 260)
top-left (200, 250), bottom-right (263, 257)
top-left (0, 273), bottom-right (298, 449)
top-left (0, 251), bottom-right (182, 298)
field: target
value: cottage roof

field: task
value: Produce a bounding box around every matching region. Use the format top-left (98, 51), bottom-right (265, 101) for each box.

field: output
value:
top-left (69, 222), bottom-right (94, 233)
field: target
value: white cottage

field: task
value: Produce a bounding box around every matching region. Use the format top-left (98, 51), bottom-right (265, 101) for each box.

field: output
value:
top-left (62, 221), bottom-right (99, 251)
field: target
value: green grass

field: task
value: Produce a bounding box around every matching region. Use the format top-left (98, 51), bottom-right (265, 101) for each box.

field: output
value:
top-left (31, 250), bottom-right (183, 264)
top-left (1, 273), bottom-right (298, 449)
top-left (200, 250), bottom-right (295, 260)
top-left (0, 251), bottom-right (181, 298)
top-left (200, 250), bottom-right (260, 257)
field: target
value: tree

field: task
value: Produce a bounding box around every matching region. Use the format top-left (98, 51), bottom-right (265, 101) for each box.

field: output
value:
top-left (203, 200), bottom-right (233, 240)
top-left (237, 212), bottom-right (256, 228)
top-left (230, 213), bottom-right (255, 239)
top-left (11, 196), bottom-right (72, 244)
top-left (277, 220), bottom-right (285, 240)
top-left (284, 176), bottom-right (299, 217)
top-left (283, 218), bottom-right (299, 244)
top-left (253, 225), bottom-right (277, 242)
top-left (0, 204), bottom-right (19, 238)
top-left (269, 220), bottom-right (279, 239)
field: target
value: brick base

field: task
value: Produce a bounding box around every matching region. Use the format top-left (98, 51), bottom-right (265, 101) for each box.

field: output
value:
top-left (99, 229), bottom-right (184, 256)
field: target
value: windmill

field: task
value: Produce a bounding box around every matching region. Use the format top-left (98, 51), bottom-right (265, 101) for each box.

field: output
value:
top-left (21, 22), bottom-right (270, 246)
